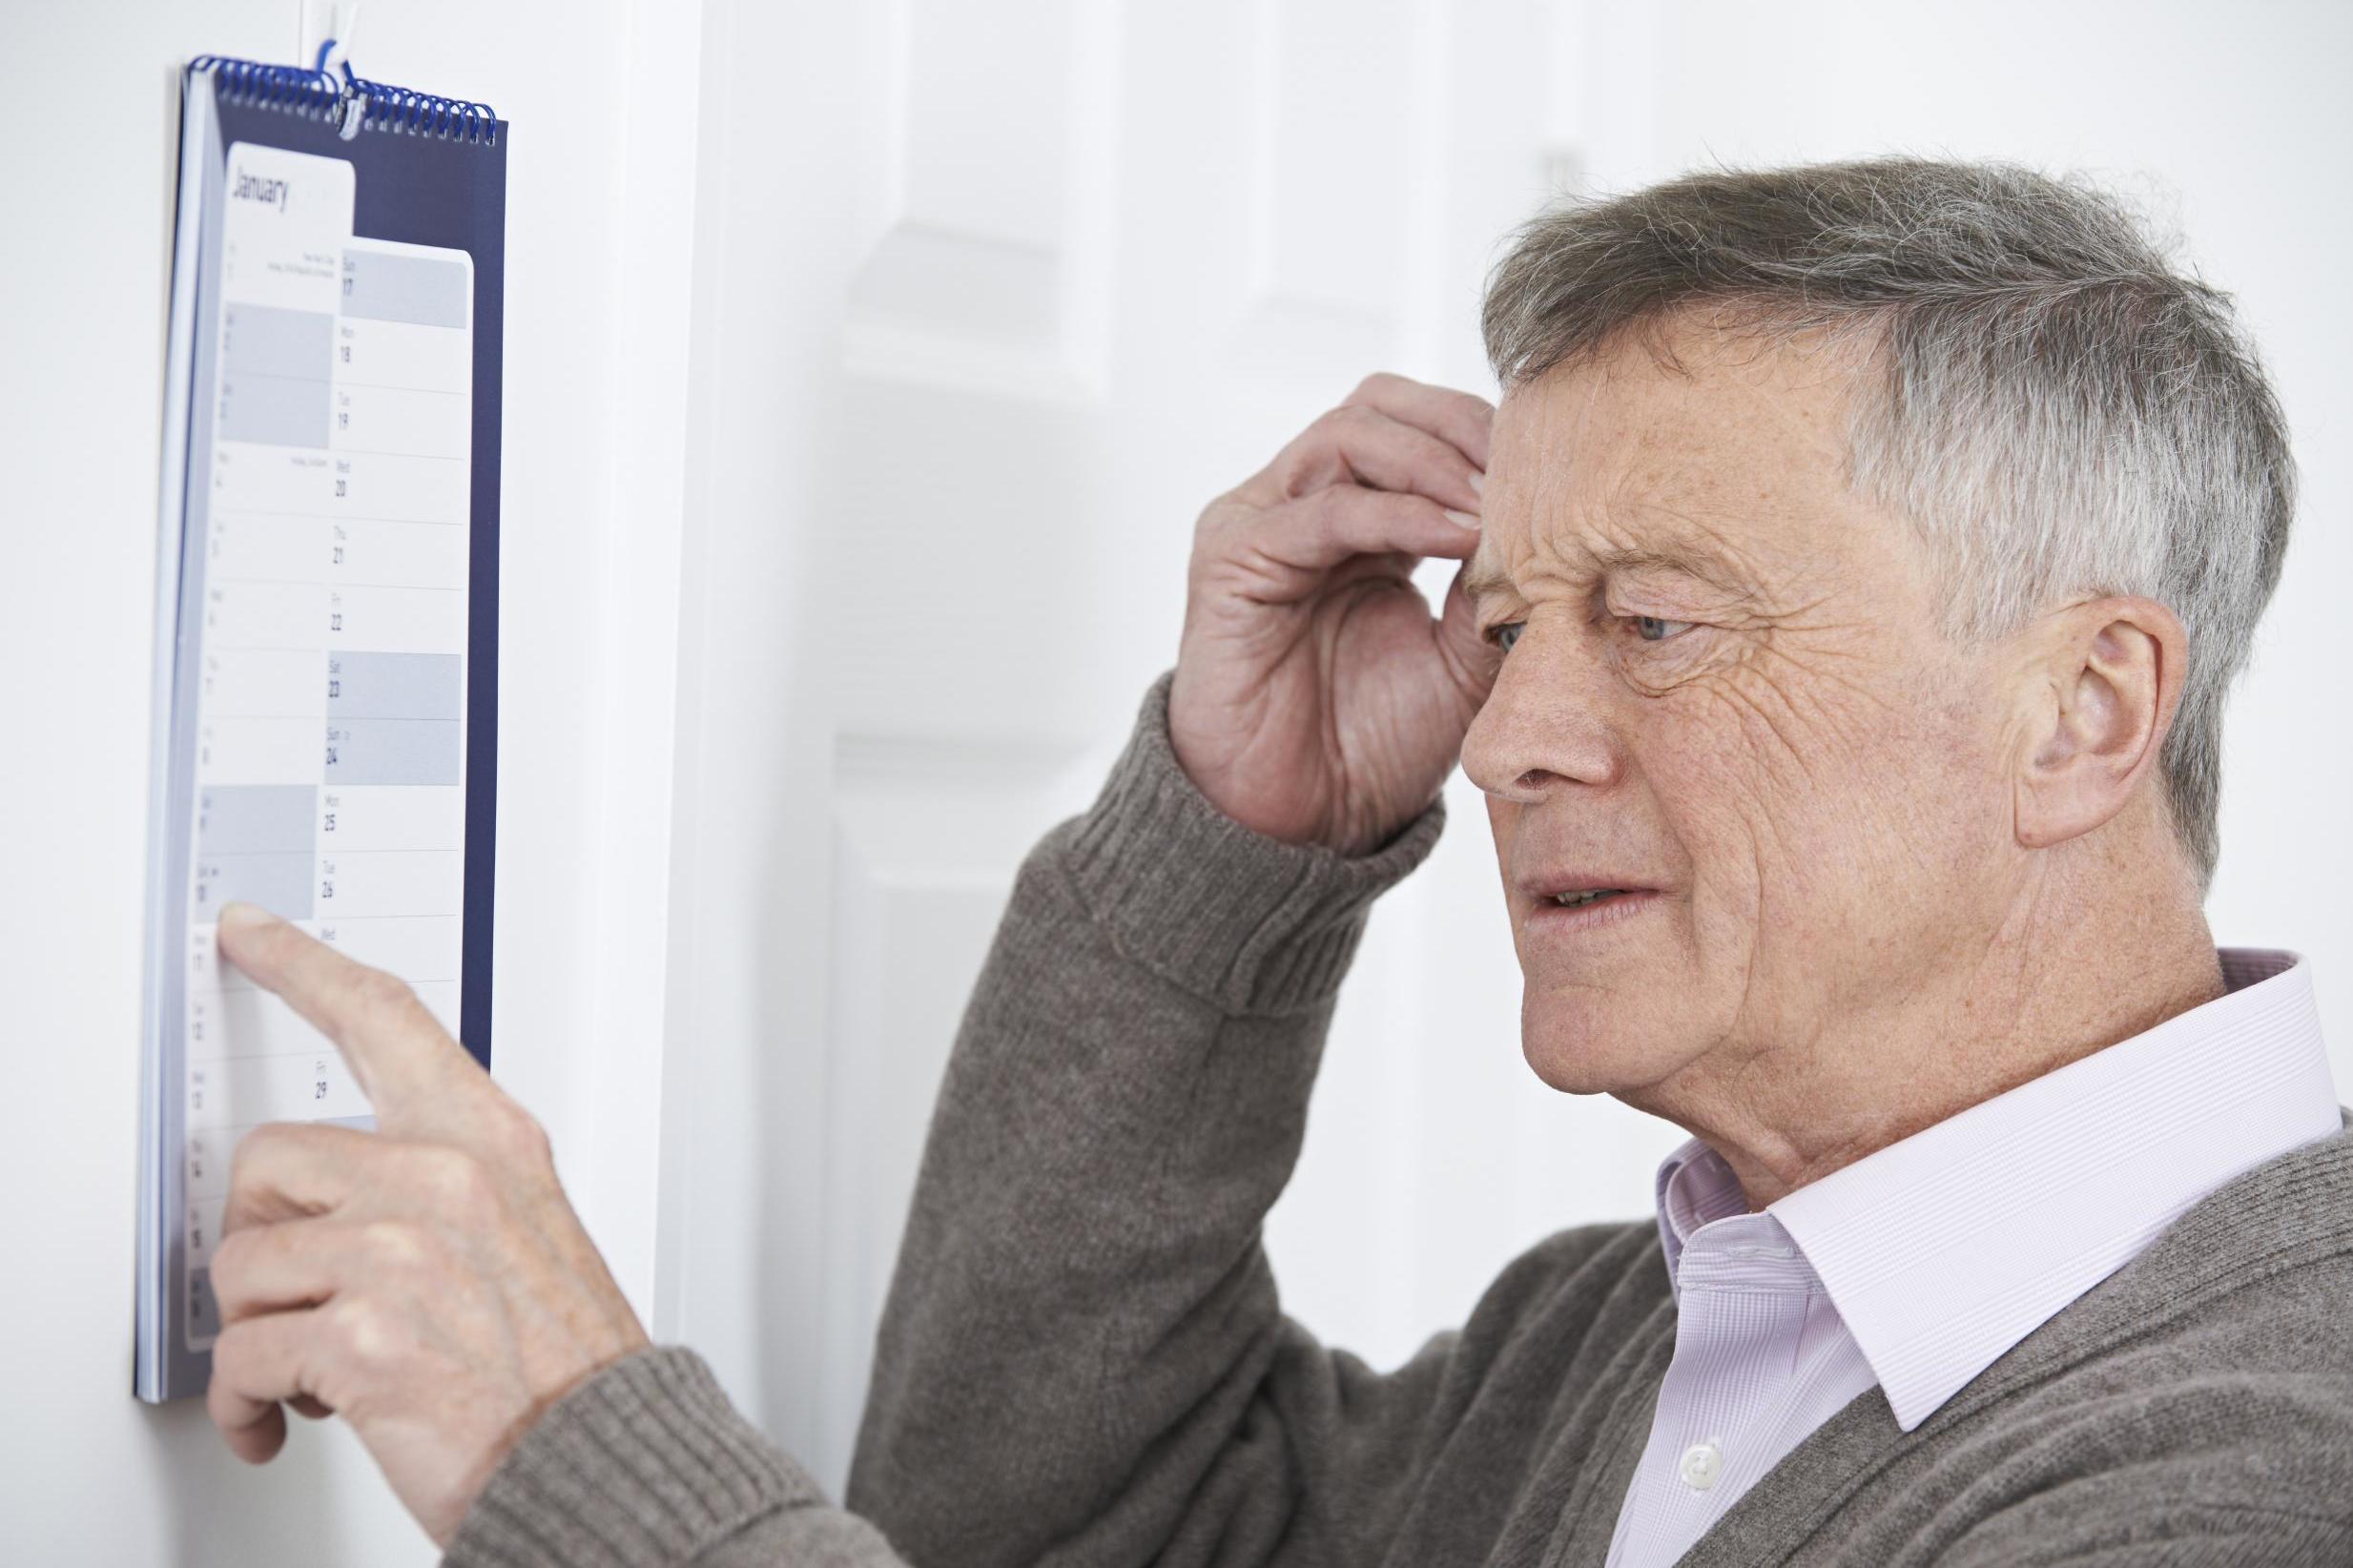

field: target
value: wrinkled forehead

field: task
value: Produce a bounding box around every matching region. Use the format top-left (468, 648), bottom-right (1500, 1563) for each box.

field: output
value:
top-left (1470, 329), bottom-right (1891, 609)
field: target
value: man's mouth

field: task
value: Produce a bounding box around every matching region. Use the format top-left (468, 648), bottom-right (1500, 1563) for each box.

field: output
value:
top-left (1552, 888), bottom-right (1628, 908)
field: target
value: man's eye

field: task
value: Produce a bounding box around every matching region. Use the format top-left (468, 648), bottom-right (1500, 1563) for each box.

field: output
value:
top-left (1631, 615), bottom-right (1696, 642)
top-left (1492, 621), bottom-right (1525, 654)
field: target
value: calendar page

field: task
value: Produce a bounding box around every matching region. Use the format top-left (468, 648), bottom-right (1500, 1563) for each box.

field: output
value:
top-left (173, 138), bottom-right (474, 1353)
top-left (141, 57), bottom-right (506, 1405)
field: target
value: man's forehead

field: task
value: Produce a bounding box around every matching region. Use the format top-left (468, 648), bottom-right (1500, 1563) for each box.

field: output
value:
top-left (1459, 524), bottom-right (1759, 606)
top-left (1469, 343), bottom-right (1860, 603)
top-left (1466, 436), bottom-right (1797, 605)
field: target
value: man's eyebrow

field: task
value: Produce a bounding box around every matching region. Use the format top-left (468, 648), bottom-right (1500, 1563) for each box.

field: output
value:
top-left (1460, 562), bottom-right (1517, 604)
top-left (1591, 545), bottom-right (1759, 593)
top-left (1460, 544), bottom-right (1757, 606)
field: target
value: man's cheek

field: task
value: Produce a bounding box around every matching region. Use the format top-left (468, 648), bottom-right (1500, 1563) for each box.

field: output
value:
top-left (1683, 775), bottom-right (1859, 966)
top-left (1721, 634), bottom-right (1916, 778)
top-left (1647, 712), bottom-right (1790, 872)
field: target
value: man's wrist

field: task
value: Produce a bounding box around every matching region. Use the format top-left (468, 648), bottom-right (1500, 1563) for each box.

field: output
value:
top-left (1053, 666), bottom-right (1446, 1018)
top-left (443, 1345), bottom-right (817, 1568)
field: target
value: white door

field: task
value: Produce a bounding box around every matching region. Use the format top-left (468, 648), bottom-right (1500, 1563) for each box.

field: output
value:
top-left (657, 0), bottom-right (1692, 1492)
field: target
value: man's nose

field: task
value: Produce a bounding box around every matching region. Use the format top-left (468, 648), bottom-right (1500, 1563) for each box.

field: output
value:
top-left (1459, 631), bottom-right (1621, 804)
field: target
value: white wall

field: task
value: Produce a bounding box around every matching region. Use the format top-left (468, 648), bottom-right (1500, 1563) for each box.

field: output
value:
top-left (3, 1), bottom-right (2348, 1560)
top-left (0, 1), bottom-right (691, 1561)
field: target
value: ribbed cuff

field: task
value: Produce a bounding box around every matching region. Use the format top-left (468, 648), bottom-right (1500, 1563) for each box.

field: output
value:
top-left (444, 1346), bottom-right (818, 1568)
top-left (1057, 667), bottom-right (1448, 1018)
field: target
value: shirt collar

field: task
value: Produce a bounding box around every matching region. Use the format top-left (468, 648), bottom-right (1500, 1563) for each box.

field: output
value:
top-left (1651, 948), bottom-right (2339, 1432)
top-left (1653, 1136), bottom-right (1750, 1289)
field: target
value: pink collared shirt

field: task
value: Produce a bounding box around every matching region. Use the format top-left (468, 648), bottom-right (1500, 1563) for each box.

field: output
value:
top-left (1602, 948), bottom-right (2341, 1568)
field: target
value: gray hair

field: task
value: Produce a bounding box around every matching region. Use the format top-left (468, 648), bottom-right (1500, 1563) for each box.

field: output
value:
top-left (1481, 156), bottom-right (2294, 896)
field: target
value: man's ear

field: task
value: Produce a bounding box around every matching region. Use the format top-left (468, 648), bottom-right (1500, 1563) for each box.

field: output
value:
top-left (2012, 595), bottom-right (2186, 853)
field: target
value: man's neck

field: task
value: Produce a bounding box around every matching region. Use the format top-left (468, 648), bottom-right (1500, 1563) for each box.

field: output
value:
top-left (1631, 849), bottom-right (2227, 1210)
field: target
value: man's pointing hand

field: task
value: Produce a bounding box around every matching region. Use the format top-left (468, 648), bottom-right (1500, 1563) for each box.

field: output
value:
top-left (204, 901), bottom-right (649, 1547)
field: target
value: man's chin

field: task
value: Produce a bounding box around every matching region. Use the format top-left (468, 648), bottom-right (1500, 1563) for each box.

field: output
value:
top-left (1518, 1006), bottom-right (1697, 1096)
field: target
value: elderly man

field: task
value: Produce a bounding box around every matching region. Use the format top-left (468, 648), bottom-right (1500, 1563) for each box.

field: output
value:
top-left (203, 156), bottom-right (2353, 1566)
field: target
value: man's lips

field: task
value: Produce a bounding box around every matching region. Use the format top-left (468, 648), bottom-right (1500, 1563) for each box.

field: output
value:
top-left (1518, 886), bottom-right (1664, 934)
top-left (1510, 869), bottom-right (1668, 937)
top-left (1515, 871), bottom-right (1662, 903)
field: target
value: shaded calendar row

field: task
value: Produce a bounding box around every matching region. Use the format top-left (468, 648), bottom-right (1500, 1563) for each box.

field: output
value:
top-left (191, 844), bottom-right (462, 921)
top-left (215, 249), bottom-right (469, 449)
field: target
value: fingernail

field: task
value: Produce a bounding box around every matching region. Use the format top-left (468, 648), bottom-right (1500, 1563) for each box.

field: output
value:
top-left (1443, 508), bottom-right (1482, 531)
top-left (1468, 469), bottom-right (1485, 495)
top-left (217, 901), bottom-right (278, 929)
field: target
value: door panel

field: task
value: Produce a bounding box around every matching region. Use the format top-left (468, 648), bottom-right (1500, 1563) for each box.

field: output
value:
top-left (665, 0), bottom-right (1691, 1492)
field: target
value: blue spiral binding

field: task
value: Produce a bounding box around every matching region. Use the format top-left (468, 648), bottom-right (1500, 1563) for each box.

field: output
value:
top-left (346, 72), bottom-right (499, 145)
top-left (188, 49), bottom-right (498, 147)
top-left (188, 53), bottom-right (343, 119)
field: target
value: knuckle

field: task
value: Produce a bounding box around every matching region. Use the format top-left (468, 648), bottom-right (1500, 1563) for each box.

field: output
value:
top-left (209, 1320), bottom-right (252, 1379)
top-left (351, 965), bottom-right (417, 1016)
top-left (1305, 485), bottom-right (1355, 527)
top-left (209, 1227), bottom-right (256, 1288)
top-left (227, 1122), bottom-right (293, 1190)
top-left (1194, 493), bottom-right (1256, 551)
top-left (1198, 485), bottom-right (1245, 526)
top-left (421, 1145), bottom-right (498, 1214)
top-left (324, 1296), bottom-right (399, 1365)
top-left (1303, 404), bottom-right (1352, 443)
top-left (359, 1218), bottom-right (431, 1270)
top-left (494, 1101), bottom-right (554, 1169)
top-left (1347, 370), bottom-right (1399, 402)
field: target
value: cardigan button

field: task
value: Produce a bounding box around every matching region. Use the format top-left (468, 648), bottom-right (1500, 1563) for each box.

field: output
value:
top-left (1679, 1439), bottom-right (1723, 1491)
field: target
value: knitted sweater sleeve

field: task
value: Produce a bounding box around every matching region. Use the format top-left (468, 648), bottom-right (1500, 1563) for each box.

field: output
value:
top-left (442, 668), bottom-right (1456, 1567)
top-left (843, 664), bottom-right (1458, 1568)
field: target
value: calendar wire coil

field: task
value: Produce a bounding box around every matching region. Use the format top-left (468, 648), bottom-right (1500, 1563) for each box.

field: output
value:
top-left (189, 52), bottom-right (499, 146)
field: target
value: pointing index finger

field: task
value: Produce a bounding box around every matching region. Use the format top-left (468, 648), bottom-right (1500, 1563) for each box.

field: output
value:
top-left (214, 902), bottom-right (464, 1127)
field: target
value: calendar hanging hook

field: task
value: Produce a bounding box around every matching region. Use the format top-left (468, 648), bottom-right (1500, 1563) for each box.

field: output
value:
top-left (315, 0), bottom-right (366, 139)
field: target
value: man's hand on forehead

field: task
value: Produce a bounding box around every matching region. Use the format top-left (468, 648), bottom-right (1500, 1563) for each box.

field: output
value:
top-left (1169, 371), bottom-right (1499, 857)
